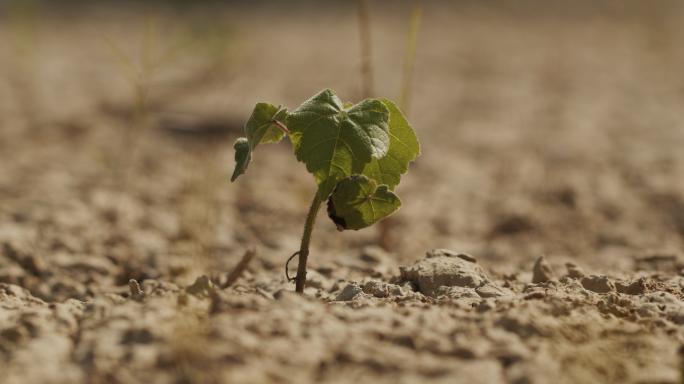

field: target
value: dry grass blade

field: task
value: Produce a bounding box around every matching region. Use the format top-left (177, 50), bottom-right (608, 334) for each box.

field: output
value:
top-left (99, 32), bottom-right (139, 88)
top-left (224, 247), bottom-right (257, 288)
top-left (396, 0), bottom-right (424, 115)
top-left (358, 0), bottom-right (375, 99)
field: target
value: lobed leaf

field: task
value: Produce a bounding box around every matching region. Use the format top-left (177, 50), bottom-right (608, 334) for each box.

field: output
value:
top-left (287, 89), bottom-right (390, 200)
top-left (231, 103), bottom-right (288, 182)
top-left (327, 175), bottom-right (402, 231)
top-left (361, 98), bottom-right (420, 190)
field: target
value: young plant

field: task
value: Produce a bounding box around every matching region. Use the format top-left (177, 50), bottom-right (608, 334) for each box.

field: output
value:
top-left (231, 89), bottom-right (420, 293)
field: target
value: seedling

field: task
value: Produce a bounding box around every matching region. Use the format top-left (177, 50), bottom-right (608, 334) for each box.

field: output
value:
top-left (231, 89), bottom-right (420, 293)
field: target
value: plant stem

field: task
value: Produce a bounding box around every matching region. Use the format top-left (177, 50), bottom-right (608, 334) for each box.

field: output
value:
top-left (294, 191), bottom-right (323, 293)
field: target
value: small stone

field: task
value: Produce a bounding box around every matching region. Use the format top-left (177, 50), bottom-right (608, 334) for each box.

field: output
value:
top-left (565, 262), bottom-right (586, 279)
top-left (476, 283), bottom-right (515, 298)
top-left (432, 286), bottom-right (480, 299)
top-left (615, 278), bottom-right (646, 295)
top-left (335, 282), bottom-right (368, 301)
top-left (532, 255), bottom-right (555, 283)
top-left (129, 279), bottom-right (143, 295)
top-left (399, 249), bottom-right (488, 297)
top-left (186, 275), bottom-right (214, 298)
top-left (580, 275), bottom-right (616, 293)
top-left (128, 279), bottom-right (144, 301)
top-left (362, 280), bottom-right (406, 298)
top-left (399, 280), bottom-right (418, 293)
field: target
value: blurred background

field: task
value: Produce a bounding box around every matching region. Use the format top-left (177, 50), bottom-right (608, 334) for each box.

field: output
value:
top-left (2, 0), bottom-right (684, 299)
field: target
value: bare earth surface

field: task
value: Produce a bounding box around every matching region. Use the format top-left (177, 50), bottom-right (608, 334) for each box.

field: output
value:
top-left (2, 1), bottom-right (684, 383)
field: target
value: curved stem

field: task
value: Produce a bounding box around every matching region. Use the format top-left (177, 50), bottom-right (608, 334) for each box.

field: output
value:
top-left (295, 191), bottom-right (323, 293)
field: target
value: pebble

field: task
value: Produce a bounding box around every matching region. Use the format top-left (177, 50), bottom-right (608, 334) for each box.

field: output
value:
top-left (565, 262), bottom-right (586, 279)
top-left (532, 255), bottom-right (555, 283)
top-left (580, 275), bottom-right (616, 293)
top-left (399, 249), bottom-right (488, 297)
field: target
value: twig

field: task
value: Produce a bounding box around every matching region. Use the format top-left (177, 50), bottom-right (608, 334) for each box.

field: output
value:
top-left (285, 251), bottom-right (300, 283)
top-left (223, 247), bottom-right (257, 288)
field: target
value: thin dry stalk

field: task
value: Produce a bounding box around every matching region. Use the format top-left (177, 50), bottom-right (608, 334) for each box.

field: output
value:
top-left (358, 0), bottom-right (375, 99)
top-left (380, 0), bottom-right (425, 251)
top-left (224, 247), bottom-right (257, 288)
top-left (397, 0), bottom-right (424, 115)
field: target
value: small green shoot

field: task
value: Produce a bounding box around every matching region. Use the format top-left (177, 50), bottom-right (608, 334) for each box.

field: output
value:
top-left (232, 89), bottom-right (419, 293)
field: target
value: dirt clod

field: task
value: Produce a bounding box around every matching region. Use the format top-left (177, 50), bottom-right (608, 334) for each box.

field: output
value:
top-left (580, 275), bottom-right (616, 293)
top-left (565, 262), bottom-right (586, 279)
top-left (399, 249), bottom-right (488, 297)
top-left (616, 278), bottom-right (647, 295)
top-left (532, 255), bottom-right (555, 283)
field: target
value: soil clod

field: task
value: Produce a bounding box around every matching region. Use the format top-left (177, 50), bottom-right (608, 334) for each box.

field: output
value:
top-left (532, 255), bottom-right (555, 283)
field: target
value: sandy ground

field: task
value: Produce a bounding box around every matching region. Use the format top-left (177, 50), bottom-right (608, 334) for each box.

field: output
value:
top-left (2, 0), bottom-right (684, 382)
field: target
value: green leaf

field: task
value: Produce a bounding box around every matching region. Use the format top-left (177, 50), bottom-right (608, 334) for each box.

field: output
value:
top-left (287, 89), bottom-right (390, 200)
top-left (361, 98), bottom-right (420, 190)
top-left (231, 138), bottom-right (250, 182)
top-left (231, 103), bottom-right (288, 182)
top-left (327, 175), bottom-right (402, 231)
top-left (247, 104), bottom-right (288, 146)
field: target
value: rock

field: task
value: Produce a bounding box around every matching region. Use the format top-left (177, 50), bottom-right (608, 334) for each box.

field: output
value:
top-left (597, 292), bottom-right (633, 318)
top-left (399, 280), bottom-right (418, 293)
top-left (580, 275), bottom-right (616, 293)
top-left (335, 282), bottom-right (369, 301)
top-left (532, 255), bottom-right (555, 283)
top-left (433, 286), bottom-right (480, 300)
top-left (615, 278), bottom-right (646, 295)
top-left (523, 278), bottom-right (598, 303)
top-left (185, 275), bottom-right (214, 298)
top-left (565, 262), bottom-right (586, 279)
top-left (399, 249), bottom-right (488, 297)
top-left (476, 282), bottom-right (515, 298)
top-left (363, 280), bottom-right (402, 298)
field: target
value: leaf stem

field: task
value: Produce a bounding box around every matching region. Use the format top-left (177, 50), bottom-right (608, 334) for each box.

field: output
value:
top-left (270, 119), bottom-right (290, 135)
top-left (294, 191), bottom-right (323, 293)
